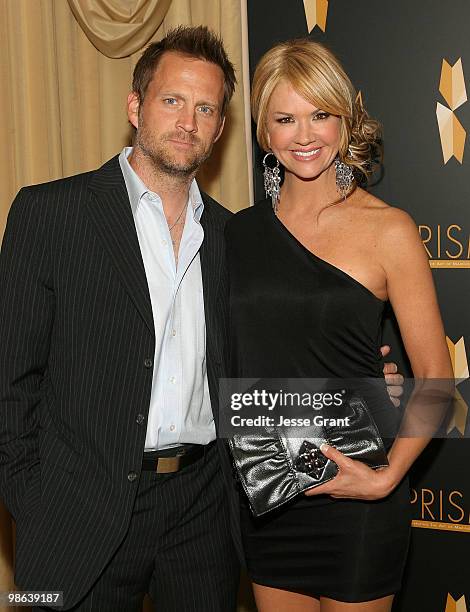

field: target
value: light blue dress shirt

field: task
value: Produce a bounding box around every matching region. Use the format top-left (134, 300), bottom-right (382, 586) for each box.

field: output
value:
top-left (119, 147), bottom-right (215, 450)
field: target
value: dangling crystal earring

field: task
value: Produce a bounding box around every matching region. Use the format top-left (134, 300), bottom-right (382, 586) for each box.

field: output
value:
top-left (263, 153), bottom-right (281, 214)
top-left (334, 155), bottom-right (354, 200)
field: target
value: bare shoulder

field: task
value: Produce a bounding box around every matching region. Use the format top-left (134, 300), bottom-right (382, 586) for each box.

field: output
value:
top-left (354, 189), bottom-right (419, 243)
top-left (353, 188), bottom-right (389, 212)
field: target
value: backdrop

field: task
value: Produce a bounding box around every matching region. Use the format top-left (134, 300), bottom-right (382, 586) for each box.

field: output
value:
top-left (247, 1), bottom-right (470, 610)
top-left (2, 1), bottom-right (470, 611)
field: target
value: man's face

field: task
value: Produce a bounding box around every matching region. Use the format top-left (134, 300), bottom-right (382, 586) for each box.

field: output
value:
top-left (128, 51), bottom-right (226, 178)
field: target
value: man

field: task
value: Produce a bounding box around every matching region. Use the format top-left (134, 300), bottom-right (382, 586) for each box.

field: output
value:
top-left (0, 26), bottom-right (240, 611)
top-left (0, 24), bottom-right (402, 612)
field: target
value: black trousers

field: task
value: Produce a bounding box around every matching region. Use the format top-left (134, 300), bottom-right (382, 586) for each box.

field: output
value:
top-left (34, 443), bottom-right (240, 611)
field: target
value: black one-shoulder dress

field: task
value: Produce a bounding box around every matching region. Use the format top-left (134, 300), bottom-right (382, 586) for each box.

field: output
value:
top-left (225, 199), bottom-right (411, 603)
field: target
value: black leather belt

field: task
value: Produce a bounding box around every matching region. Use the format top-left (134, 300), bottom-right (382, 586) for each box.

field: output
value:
top-left (142, 440), bottom-right (216, 474)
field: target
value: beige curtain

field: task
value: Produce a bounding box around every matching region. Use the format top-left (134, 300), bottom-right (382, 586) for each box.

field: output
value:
top-left (0, 0), bottom-right (253, 610)
top-left (67, 0), bottom-right (173, 58)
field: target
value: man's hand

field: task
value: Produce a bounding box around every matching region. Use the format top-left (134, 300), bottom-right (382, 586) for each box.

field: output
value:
top-left (380, 344), bottom-right (404, 408)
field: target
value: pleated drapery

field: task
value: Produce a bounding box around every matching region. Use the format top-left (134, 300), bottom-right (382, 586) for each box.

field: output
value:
top-left (67, 0), bottom-right (173, 57)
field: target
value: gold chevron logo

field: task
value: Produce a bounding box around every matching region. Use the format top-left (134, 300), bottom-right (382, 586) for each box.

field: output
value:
top-left (436, 103), bottom-right (466, 163)
top-left (440, 59), bottom-right (467, 110)
top-left (446, 387), bottom-right (468, 436)
top-left (303, 0), bottom-right (329, 33)
top-left (437, 59), bottom-right (467, 164)
top-left (446, 336), bottom-right (469, 436)
top-left (445, 593), bottom-right (467, 612)
top-left (447, 336), bottom-right (469, 382)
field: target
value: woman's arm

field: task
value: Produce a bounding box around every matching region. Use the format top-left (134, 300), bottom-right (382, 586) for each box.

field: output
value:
top-left (306, 207), bottom-right (453, 500)
top-left (373, 208), bottom-right (453, 492)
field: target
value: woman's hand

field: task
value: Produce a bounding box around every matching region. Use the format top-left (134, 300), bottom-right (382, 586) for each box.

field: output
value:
top-left (303, 443), bottom-right (399, 500)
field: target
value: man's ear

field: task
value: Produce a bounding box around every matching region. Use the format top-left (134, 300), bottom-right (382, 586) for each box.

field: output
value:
top-left (127, 92), bottom-right (140, 129)
top-left (213, 115), bottom-right (226, 144)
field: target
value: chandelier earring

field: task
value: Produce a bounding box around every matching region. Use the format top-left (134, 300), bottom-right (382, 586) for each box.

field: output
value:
top-left (262, 153), bottom-right (281, 214)
top-left (334, 148), bottom-right (354, 200)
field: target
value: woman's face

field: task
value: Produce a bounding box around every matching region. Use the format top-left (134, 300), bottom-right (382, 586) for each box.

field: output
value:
top-left (265, 79), bottom-right (341, 183)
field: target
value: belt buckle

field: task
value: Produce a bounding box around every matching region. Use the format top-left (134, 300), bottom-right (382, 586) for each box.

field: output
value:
top-left (155, 448), bottom-right (186, 474)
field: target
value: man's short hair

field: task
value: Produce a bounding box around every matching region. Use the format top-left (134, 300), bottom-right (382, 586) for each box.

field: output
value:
top-left (132, 25), bottom-right (236, 116)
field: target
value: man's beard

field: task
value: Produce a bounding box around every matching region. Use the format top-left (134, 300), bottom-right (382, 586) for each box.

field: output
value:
top-left (135, 124), bottom-right (214, 178)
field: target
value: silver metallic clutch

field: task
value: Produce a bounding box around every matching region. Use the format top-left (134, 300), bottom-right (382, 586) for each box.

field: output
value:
top-left (228, 390), bottom-right (389, 517)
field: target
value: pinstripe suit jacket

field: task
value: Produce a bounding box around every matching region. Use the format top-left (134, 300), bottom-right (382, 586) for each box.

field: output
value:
top-left (0, 155), bottom-right (242, 608)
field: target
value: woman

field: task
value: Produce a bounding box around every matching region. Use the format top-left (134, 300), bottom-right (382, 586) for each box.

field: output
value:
top-left (225, 39), bottom-right (452, 611)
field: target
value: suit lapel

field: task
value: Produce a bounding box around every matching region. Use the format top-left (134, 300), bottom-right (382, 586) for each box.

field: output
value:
top-left (200, 195), bottom-right (223, 360)
top-left (86, 156), bottom-right (154, 335)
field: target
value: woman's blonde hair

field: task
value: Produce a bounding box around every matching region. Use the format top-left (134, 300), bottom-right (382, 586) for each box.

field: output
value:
top-left (251, 39), bottom-right (382, 178)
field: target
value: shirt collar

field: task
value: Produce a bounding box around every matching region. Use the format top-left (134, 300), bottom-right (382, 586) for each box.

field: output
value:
top-left (118, 146), bottom-right (204, 221)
